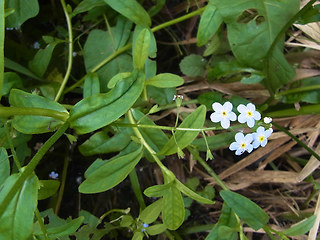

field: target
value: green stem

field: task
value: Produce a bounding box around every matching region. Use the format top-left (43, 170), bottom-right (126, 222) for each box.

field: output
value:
top-left (129, 169), bottom-right (146, 210)
top-left (55, 154), bottom-right (69, 214)
top-left (0, 122), bottom-right (69, 217)
top-left (264, 0), bottom-right (317, 95)
top-left (35, 208), bottom-right (50, 240)
top-left (99, 208), bottom-right (130, 223)
top-left (55, 0), bottom-right (74, 102)
top-left (0, 0), bottom-right (4, 102)
top-left (4, 123), bottom-right (21, 170)
top-left (275, 84), bottom-right (320, 98)
top-left (273, 122), bottom-right (320, 161)
top-left (0, 106), bottom-right (69, 122)
top-left (263, 226), bottom-right (281, 240)
top-left (267, 104), bottom-right (320, 117)
top-left (187, 146), bottom-right (229, 191)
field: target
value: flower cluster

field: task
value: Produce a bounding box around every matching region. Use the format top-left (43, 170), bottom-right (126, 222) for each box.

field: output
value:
top-left (210, 102), bottom-right (273, 155)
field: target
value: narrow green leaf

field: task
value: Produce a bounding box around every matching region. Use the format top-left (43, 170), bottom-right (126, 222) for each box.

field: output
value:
top-left (0, 174), bottom-right (39, 240)
top-left (159, 105), bottom-right (207, 156)
top-left (83, 72), bottom-right (100, 98)
top-left (72, 0), bottom-right (106, 17)
top-left (79, 143), bottom-right (143, 193)
top-left (217, 202), bottom-right (238, 228)
top-left (104, 0), bottom-right (151, 27)
top-left (133, 28), bottom-right (150, 70)
top-left (281, 215), bottom-right (316, 236)
top-left (175, 180), bottom-right (214, 205)
top-left (107, 72), bottom-right (131, 89)
top-left (146, 73), bottom-right (184, 88)
top-left (4, 57), bottom-right (42, 81)
top-left (140, 199), bottom-right (163, 224)
top-left (113, 16), bottom-right (133, 50)
top-left (162, 186), bottom-right (185, 230)
top-left (144, 182), bottom-right (174, 198)
top-left (0, 147), bottom-right (9, 186)
top-left (205, 225), bottom-right (238, 240)
top-left (9, 89), bottom-right (68, 134)
top-left (220, 190), bottom-right (269, 230)
top-left (146, 224), bottom-right (167, 236)
top-left (197, 4), bottom-right (222, 46)
top-left (0, 0), bottom-right (4, 101)
top-left (69, 71), bottom-right (144, 134)
top-left (38, 180), bottom-right (60, 200)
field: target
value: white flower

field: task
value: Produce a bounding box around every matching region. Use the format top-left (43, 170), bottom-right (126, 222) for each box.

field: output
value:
top-left (263, 117), bottom-right (272, 124)
top-left (229, 132), bottom-right (253, 155)
top-left (252, 126), bottom-right (273, 149)
top-left (49, 171), bottom-right (59, 179)
top-left (210, 102), bottom-right (237, 129)
top-left (237, 103), bottom-right (261, 128)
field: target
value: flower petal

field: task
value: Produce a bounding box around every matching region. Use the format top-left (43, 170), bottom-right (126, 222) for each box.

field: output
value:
top-left (238, 114), bottom-right (247, 123)
top-left (235, 148), bottom-right (245, 155)
top-left (252, 141), bottom-right (260, 149)
top-left (223, 101), bottom-right (233, 111)
top-left (235, 132), bottom-right (244, 142)
top-left (221, 118), bottom-right (230, 129)
top-left (246, 144), bottom-right (253, 153)
top-left (253, 111), bottom-right (261, 120)
top-left (247, 103), bottom-right (256, 111)
top-left (237, 104), bottom-right (247, 113)
top-left (210, 112), bottom-right (222, 123)
top-left (247, 118), bottom-right (255, 128)
top-left (229, 142), bottom-right (239, 150)
top-left (212, 102), bottom-right (222, 112)
top-left (229, 112), bottom-right (237, 121)
top-left (244, 133), bottom-right (253, 143)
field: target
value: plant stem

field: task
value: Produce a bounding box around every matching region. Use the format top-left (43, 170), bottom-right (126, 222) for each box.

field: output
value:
top-left (55, 0), bottom-right (74, 102)
top-left (0, 122), bottom-right (69, 217)
top-left (0, 0), bottom-right (4, 102)
top-left (267, 104), bottom-right (320, 117)
top-left (275, 84), bottom-right (320, 98)
top-left (55, 154), bottom-right (69, 214)
top-left (35, 208), bottom-right (50, 240)
top-left (4, 123), bottom-right (21, 170)
top-left (273, 122), bottom-right (320, 161)
top-left (129, 169), bottom-right (146, 210)
top-left (0, 106), bottom-right (69, 122)
top-left (187, 146), bottom-right (229, 191)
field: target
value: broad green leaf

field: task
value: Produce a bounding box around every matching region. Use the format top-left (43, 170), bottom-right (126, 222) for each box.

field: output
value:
top-left (69, 71), bottom-right (144, 134)
top-left (146, 73), bottom-right (184, 88)
top-left (83, 72), bottom-right (100, 98)
top-left (205, 225), bottom-right (238, 240)
top-left (2, 72), bottom-right (24, 96)
top-left (29, 40), bottom-right (62, 77)
top-left (0, 174), bottom-right (39, 240)
top-left (220, 190), bottom-right (269, 230)
top-left (83, 29), bottom-right (133, 92)
top-left (72, 0), bottom-right (106, 17)
top-left (140, 199), bottom-right (163, 224)
top-left (4, 57), bottom-right (42, 81)
top-left (38, 180), bottom-right (60, 200)
top-left (159, 105), bottom-right (207, 156)
top-left (0, 147), bottom-right (9, 186)
top-left (79, 143), bottom-right (143, 193)
top-left (217, 202), bottom-right (238, 228)
top-left (104, 0), bottom-right (151, 27)
top-left (147, 86), bottom-right (176, 105)
top-left (132, 231), bottom-right (144, 240)
top-left (144, 182), bottom-right (174, 198)
top-left (192, 132), bottom-right (236, 151)
top-left (133, 28), bottom-right (150, 70)
top-left (281, 215), bottom-right (316, 236)
top-left (197, 3), bottom-right (222, 46)
top-left (162, 186), bottom-right (185, 230)
top-left (9, 89), bottom-right (68, 134)
top-left (79, 209), bottom-right (100, 228)
top-left (5, 0), bottom-right (39, 28)
top-left (120, 215), bottom-right (134, 227)
top-left (113, 16), bottom-right (133, 50)
top-left (146, 224), bottom-right (167, 236)
top-left (79, 128), bottom-right (131, 156)
top-left (133, 26), bottom-right (157, 58)
top-left (179, 54), bottom-right (206, 77)
top-left (175, 180), bottom-right (214, 205)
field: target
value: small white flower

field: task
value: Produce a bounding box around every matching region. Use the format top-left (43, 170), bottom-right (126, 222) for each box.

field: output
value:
top-left (229, 132), bottom-right (253, 155)
top-left (252, 126), bottom-right (273, 149)
top-left (210, 102), bottom-right (237, 129)
top-left (263, 117), bottom-right (272, 124)
top-left (49, 171), bottom-right (59, 179)
top-left (33, 41), bottom-right (40, 49)
top-left (237, 103), bottom-right (261, 128)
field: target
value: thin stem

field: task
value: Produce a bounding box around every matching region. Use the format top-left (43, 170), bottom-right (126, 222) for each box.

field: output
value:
top-left (273, 122), bottom-right (320, 162)
top-left (187, 146), bottom-right (229, 191)
top-left (275, 84), bottom-right (320, 98)
top-left (99, 208), bottom-right (130, 223)
top-left (4, 123), bottom-right (21, 170)
top-left (55, 0), bottom-right (73, 102)
top-left (0, 122), bottom-right (69, 217)
top-left (129, 169), bottom-right (146, 210)
top-left (0, 0), bottom-right (4, 102)
top-left (0, 106), bottom-right (69, 122)
top-left (263, 226), bottom-right (279, 240)
top-left (35, 208), bottom-right (50, 240)
top-left (55, 154), bottom-right (69, 214)
top-left (267, 104), bottom-right (320, 117)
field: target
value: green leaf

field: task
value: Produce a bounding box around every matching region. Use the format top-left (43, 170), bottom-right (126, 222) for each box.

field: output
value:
top-left (79, 143), bottom-right (143, 193)
top-left (197, 3), bottom-right (222, 46)
top-left (79, 209), bottom-right (100, 228)
top-left (241, 73), bottom-right (264, 84)
top-left (4, 57), bottom-right (42, 81)
top-left (104, 0), bottom-right (151, 27)
top-left (0, 174), bottom-right (39, 240)
top-left (146, 224), bottom-right (167, 236)
top-left (108, 72), bottom-right (131, 89)
top-left (113, 16), bottom-right (134, 50)
top-left (9, 89), bottom-right (68, 134)
top-left (144, 182), bottom-right (174, 198)
top-left (205, 225), bottom-right (238, 240)
top-left (220, 190), bottom-right (269, 230)
top-left (38, 180), bottom-right (60, 200)
top-left (162, 185), bottom-right (185, 230)
top-left (179, 54), bottom-right (206, 77)
top-left (2, 72), bottom-right (24, 96)
top-left (146, 73), bottom-right (184, 88)
top-left (175, 180), bottom-right (215, 205)
top-left (120, 215), bottom-right (134, 227)
top-left (0, 147), bottom-right (9, 186)
top-left (192, 132), bottom-right (236, 151)
top-left (147, 86), bottom-right (176, 105)
top-left (217, 202), bottom-right (238, 227)
top-left (133, 28), bottom-right (150, 70)
top-left (132, 231), bottom-right (144, 240)
top-left (69, 71), bottom-right (144, 134)
top-left (5, 0), bottom-right (39, 28)
top-left (83, 72), bottom-right (100, 98)
top-left (72, 0), bottom-right (106, 17)
top-left (281, 215), bottom-right (316, 236)
top-left (159, 105), bottom-right (207, 156)
top-left (140, 199), bottom-right (163, 224)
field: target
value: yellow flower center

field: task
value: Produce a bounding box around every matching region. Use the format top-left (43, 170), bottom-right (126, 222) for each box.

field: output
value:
top-left (247, 111), bottom-right (253, 117)
top-left (240, 143), bottom-right (246, 148)
top-left (222, 111), bottom-right (227, 116)
top-left (259, 136), bottom-right (265, 142)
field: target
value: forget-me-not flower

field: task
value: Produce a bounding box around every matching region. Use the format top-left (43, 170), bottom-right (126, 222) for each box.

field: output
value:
top-left (49, 171), bottom-right (59, 179)
top-left (252, 126), bottom-right (273, 149)
top-left (229, 132), bottom-right (253, 155)
top-left (237, 103), bottom-right (261, 128)
top-left (210, 102), bottom-right (237, 129)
